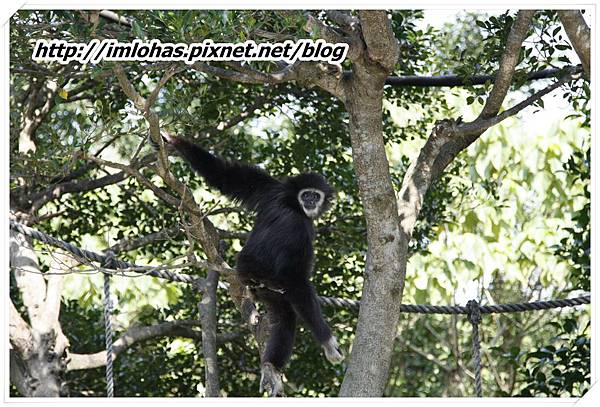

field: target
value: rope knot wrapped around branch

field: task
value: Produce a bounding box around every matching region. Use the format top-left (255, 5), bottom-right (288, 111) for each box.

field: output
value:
top-left (102, 250), bottom-right (117, 271)
top-left (466, 299), bottom-right (482, 325)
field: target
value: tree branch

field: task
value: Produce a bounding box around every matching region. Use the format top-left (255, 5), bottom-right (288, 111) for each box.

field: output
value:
top-left (357, 11), bottom-right (399, 72)
top-left (43, 254), bottom-right (73, 358)
top-left (250, 28), bottom-right (295, 41)
top-left (84, 154), bottom-right (184, 211)
top-left (23, 168), bottom-right (129, 214)
top-left (9, 230), bottom-right (46, 330)
top-left (19, 80), bottom-right (59, 154)
top-left (427, 10), bottom-right (539, 180)
top-left (479, 10), bottom-right (536, 119)
top-left (558, 10), bottom-right (590, 79)
top-left (197, 269), bottom-right (220, 396)
top-left (217, 228), bottom-right (249, 240)
top-left (67, 321), bottom-right (239, 371)
top-left (397, 10), bottom-right (538, 240)
top-left (384, 67), bottom-right (571, 87)
top-left (32, 131), bottom-right (123, 190)
top-left (66, 79), bottom-right (99, 99)
top-left (108, 225), bottom-right (182, 254)
top-left (192, 61), bottom-right (345, 100)
top-left (17, 149), bottom-right (160, 218)
top-left (397, 119), bottom-right (458, 236)
top-left (99, 9), bottom-right (132, 26)
top-left (326, 10), bottom-right (359, 32)
top-left (42, 258), bottom-right (66, 328)
top-left (459, 71), bottom-right (578, 136)
top-left (305, 13), bottom-right (348, 44)
top-left (304, 12), bottom-right (361, 61)
top-left (195, 92), bottom-right (269, 139)
top-left (146, 64), bottom-right (184, 109)
top-left (192, 61), bottom-right (296, 84)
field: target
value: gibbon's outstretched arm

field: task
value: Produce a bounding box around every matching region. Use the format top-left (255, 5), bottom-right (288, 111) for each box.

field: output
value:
top-left (162, 132), bottom-right (280, 209)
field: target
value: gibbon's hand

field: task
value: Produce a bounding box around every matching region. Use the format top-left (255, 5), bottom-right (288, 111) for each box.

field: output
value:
top-left (147, 130), bottom-right (178, 151)
top-left (322, 336), bottom-right (344, 364)
top-left (160, 130), bottom-right (177, 144)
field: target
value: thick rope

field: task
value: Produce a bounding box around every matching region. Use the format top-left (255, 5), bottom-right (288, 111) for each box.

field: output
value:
top-left (10, 221), bottom-right (196, 284)
top-left (477, 297), bottom-right (591, 313)
top-left (317, 295), bottom-right (590, 313)
top-left (467, 300), bottom-right (483, 397)
top-left (102, 252), bottom-right (115, 398)
top-left (11, 221), bottom-right (590, 314)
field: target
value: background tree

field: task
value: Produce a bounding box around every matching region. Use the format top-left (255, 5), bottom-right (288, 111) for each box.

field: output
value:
top-left (9, 9), bottom-right (590, 397)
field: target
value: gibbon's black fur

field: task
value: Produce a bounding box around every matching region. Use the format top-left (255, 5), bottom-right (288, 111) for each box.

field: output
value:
top-left (162, 132), bottom-right (343, 371)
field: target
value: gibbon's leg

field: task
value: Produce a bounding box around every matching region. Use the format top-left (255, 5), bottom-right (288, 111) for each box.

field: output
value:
top-left (286, 283), bottom-right (330, 342)
top-left (260, 293), bottom-right (297, 370)
top-left (286, 283), bottom-right (344, 364)
top-left (256, 291), bottom-right (296, 396)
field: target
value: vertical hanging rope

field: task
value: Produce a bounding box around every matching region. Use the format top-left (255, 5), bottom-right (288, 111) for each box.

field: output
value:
top-left (103, 251), bottom-right (116, 398)
top-left (466, 299), bottom-right (483, 397)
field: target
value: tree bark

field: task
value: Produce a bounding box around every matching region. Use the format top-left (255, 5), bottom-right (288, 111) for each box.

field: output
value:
top-left (9, 229), bottom-right (67, 396)
top-left (18, 80), bottom-right (58, 154)
top-left (198, 271), bottom-right (221, 396)
top-left (339, 11), bottom-right (405, 397)
top-left (340, 89), bottom-right (406, 396)
top-left (558, 10), bottom-right (591, 79)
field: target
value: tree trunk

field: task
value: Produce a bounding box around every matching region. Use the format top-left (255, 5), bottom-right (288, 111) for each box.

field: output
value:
top-left (9, 230), bottom-right (67, 396)
top-left (12, 332), bottom-right (66, 396)
top-left (339, 75), bottom-right (406, 396)
top-left (337, 11), bottom-right (405, 396)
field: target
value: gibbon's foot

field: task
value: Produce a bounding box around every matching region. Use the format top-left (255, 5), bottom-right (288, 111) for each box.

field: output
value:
top-left (260, 362), bottom-right (284, 397)
top-left (322, 336), bottom-right (344, 364)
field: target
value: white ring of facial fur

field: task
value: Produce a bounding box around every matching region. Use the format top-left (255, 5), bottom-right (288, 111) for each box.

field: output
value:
top-left (298, 188), bottom-right (325, 219)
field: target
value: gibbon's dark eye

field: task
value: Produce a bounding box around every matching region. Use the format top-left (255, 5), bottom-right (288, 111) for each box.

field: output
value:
top-left (301, 191), bottom-right (321, 209)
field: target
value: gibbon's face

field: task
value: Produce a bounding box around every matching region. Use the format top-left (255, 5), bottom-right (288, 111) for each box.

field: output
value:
top-left (298, 188), bottom-right (325, 219)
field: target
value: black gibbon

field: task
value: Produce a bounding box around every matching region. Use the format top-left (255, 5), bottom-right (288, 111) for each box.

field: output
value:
top-left (160, 131), bottom-right (344, 373)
